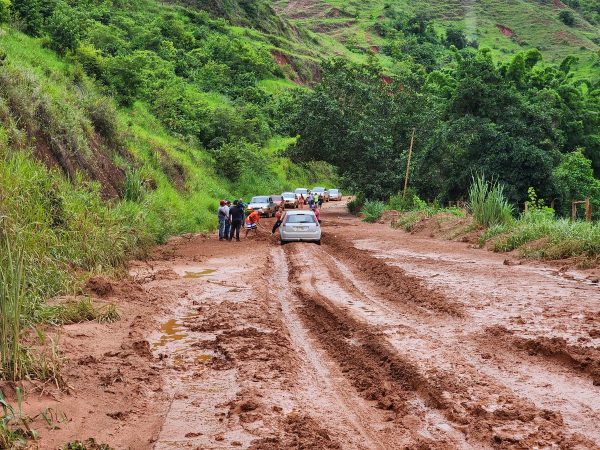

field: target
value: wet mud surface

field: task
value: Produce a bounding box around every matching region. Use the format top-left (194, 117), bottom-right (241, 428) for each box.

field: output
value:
top-left (21, 201), bottom-right (600, 449)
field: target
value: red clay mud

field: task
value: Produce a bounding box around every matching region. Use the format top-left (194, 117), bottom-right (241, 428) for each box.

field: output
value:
top-left (17, 201), bottom-right (600, 449)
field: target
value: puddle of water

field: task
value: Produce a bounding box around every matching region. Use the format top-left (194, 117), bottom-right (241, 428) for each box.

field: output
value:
top-left (154, 319), bottom-right (188, 347)
top-left (196, 354), bottom-right (212, 363)
top-left (184, 269), bottom-right (217, 278)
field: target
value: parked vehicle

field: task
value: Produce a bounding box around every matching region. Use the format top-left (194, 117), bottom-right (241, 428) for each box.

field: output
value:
top-left (282, 192), bottom-right (299, 208)
top-left (312, 187), bottom-right (329, 202)
top-left (280, 210), bottom-right (321, 245)
top-left (329, 189), bottom-right (342, 201)
top-left (295, 187), bottom-right (310, 196)
top-left (246, 196), bottom-right (277, 217)
top-left (271, 195), bottom-right (284, 207)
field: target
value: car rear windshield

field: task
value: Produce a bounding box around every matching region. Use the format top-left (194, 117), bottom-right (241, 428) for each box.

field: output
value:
top-left (329, 189), bottom-right (338, 193)
top-left (282, 193), bottom-right (295, 197)
top-left (285, 214), bottom-right (317, 224)
top-left (251, 196), bottom-right (268, 203)
top-left (271, 196), bottom-right (283, 201)
top-left (312, 188), bottom-right (325, 192)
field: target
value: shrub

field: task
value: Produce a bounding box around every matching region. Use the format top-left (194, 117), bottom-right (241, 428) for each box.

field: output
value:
top-left (46, 1), bottom-right (83, 54)
top-left (347, 193), bottom-right (365, 215)
top-left (559, 10), bottom-right (576, 26)
top-left (468, 175), bottom-right (514, 227)
top-left (362, 200), bottom-right (385, 222)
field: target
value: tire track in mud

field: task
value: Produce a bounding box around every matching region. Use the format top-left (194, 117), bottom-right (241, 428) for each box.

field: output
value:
top-left (323, 233), bottom-right (464, 317)
top-left (265, 247), bottom-right (387, 450)
top-left (284, 243), bottom-right (599, 449)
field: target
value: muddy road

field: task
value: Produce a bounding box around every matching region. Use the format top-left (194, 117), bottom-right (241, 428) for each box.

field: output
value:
top-left (26, 202), bottom-right (600, 449)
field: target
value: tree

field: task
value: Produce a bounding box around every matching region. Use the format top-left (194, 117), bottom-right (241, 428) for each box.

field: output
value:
top-left (446, 27), bottom-right (467, 49)
top-left (559, 9), bottom-right (576, 26)
top-left (46, 1), bottom-right (83, 54)
top-left (553, 150), bottom-right (600, 219)
top-left (286, 59), bottom-right (425, 199)
top-left (0, 0), bottom-right (10, 23)
top-left (11, 0), bottom-right (44, 35)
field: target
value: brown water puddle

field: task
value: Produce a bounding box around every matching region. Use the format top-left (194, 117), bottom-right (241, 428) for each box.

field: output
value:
top-left (184, 269), bottom-right (217, 278)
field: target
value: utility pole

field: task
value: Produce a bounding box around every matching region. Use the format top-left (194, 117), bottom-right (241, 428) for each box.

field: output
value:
top-left (403, 128), bottom-right (416, 198)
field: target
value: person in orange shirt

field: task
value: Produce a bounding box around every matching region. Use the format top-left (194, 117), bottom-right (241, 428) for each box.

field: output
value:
top-left (244, 209), bottom-right (262, 238)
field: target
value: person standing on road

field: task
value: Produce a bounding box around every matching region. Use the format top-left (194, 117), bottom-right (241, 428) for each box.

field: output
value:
top-left (245, 209), bottom-right (262, 238)
top-left (298, 194), bottom-right (305, 209)
top-left (307, 193), bottom-right (314, 209)
top-left (272, 205), bottom-right (286, 235)
top-left (318, 195), bottom-right (324, 208)
top-left (224, 200), bottom-right (232, 239)
top-left (228, 200), bottom-right (244, 241)
top-left (217, 200), bottom-right (229, 241)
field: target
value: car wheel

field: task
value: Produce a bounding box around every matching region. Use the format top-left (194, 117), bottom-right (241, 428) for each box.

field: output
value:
top-left (315, 240), bottom-right (321, 246)
top-left (280, 239), bottom-right (286, 246)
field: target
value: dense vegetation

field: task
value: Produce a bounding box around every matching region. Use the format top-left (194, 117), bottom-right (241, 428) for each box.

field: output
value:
top-left (285, 46), bottom-right (600, 219)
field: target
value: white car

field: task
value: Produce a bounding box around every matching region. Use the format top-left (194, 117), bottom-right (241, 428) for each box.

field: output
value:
top-left (247, 196), bottom-right (276, 217)
top-left (329, 189), bottom-right (342, 201)
top-left (282, 192), bottom-right (298, 208)
top-left (294, 188), bottom-right (309, 197)
top-left (280, 210), bottom-right (321, 245)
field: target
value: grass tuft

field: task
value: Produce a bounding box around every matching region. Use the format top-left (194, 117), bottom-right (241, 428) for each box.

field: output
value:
top-left (468, 175), bottom-right (514, 228)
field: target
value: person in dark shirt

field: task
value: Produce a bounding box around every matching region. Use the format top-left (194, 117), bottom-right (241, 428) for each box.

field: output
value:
top-left (228, 200), bottom-right (245, 241)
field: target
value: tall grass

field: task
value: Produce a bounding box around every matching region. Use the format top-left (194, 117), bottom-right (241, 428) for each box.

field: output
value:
top-left (0, 225), bottom-right (26, 381)
top-left (468, 175), bottom-right (514, 227)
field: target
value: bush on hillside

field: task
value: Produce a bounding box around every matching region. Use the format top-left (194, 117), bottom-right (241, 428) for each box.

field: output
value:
top-left (559, 10), bottom-right (576, 26)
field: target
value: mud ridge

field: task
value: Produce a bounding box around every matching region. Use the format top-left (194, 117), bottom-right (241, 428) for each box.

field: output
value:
top-left (486, 325), bottom-right (600, 386)
top-left (323, 233), bottom-right (464, 316)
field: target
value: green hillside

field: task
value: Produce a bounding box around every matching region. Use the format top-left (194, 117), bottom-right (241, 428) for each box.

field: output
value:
top-left (274, 0), bottom-right (600, 76)
top-left (0, 0), bottom-right (337, 321)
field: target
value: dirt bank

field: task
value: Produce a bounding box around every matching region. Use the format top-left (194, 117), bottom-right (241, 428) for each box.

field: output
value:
top-left (18, 201), bottom-right (600, 449)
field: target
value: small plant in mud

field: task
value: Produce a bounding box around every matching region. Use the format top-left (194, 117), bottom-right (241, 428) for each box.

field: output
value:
top-left (362, 200), bottom-right (385, 223)
top-left (0, 388), bottom-right (37, 449)
top-left (37, 298), bottom-right (119, 325)
top-left (62, 438), bottom-right (113, 450)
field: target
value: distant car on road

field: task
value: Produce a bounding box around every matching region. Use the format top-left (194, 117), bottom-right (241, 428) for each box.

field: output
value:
top-left (294, 188), bottom-right (309, 198)
top-left (271, 195), bottom-right (284, 208)
top-left (282, 192), bottom-right (299, 209)
top-left (328, 189), bottom-right (342, 201)
top-left (246, 196), bottom-right (277, 217)
top-left (280, 210), bottom-right (321, 245)
top-left (312, 187), bottom-right (329, 202)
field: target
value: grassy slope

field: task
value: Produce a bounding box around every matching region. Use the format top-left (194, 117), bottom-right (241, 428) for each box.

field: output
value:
top-left (274, 0), bottom-right (600, 76)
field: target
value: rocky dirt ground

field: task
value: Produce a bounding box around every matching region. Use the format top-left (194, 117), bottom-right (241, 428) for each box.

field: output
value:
top-left (16, 201), bottom-right (600, 449)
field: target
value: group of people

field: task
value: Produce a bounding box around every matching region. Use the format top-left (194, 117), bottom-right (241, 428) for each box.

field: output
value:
top-left (217, 196), bottom-right (321, 241)
top-left (297, 193), bottom-right (324, 210)
top-left (217, 200), bottom-right (246, 241)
